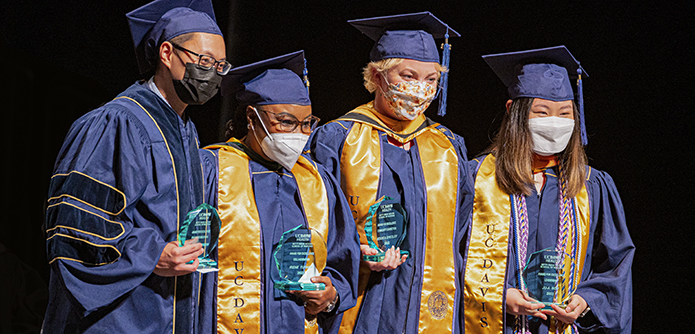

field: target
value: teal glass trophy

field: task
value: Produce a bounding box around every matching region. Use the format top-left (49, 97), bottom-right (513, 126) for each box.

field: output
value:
top-left (178, 203), bottom-right (220, 273)
top-left (363, 196), bottom-right (409, 262)
top-left (273, 225), bottom-right (327, 291)
top-left (521, 248), bottom-right (576, 310)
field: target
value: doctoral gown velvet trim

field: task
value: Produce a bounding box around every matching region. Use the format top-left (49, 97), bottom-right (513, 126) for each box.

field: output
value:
top-left (43, 81), bottom-right (208, 334)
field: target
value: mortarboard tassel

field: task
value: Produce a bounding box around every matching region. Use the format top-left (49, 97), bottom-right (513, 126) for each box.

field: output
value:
top-left (303, 58), bottom-right (310, 95)
top-left (438, 31), bottom-right (451, 117)
top-left (577, 67), bottom-right (587, 146)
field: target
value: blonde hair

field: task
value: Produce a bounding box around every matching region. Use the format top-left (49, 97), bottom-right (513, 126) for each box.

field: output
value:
top-left (362, 58), bottom-right (446, 93)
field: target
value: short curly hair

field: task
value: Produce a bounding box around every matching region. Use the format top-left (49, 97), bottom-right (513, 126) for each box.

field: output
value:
top-left (362, 58), bottom-right (446, 93)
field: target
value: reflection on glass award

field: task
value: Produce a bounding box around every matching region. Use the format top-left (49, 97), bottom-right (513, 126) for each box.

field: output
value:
top-left (363, 196), bottom-right (409, 262)
top-left (273, 225), bottom-right (327, 291)
top-left (521, 248), bottom-right (576, 310)
top-left (178, 203), bottom-right (220, 273)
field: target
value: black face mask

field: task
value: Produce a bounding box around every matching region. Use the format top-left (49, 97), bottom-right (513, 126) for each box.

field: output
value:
top-left (173, 63), bottom-right (222, 105)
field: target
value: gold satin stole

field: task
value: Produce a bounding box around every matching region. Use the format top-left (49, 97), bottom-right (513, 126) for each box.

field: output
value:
top-left (333, 103), bottom-right (460, 333)
top-left (463, 155), bottom-right (591, 334)
top-left (209, 139), bottom-right (329, 334)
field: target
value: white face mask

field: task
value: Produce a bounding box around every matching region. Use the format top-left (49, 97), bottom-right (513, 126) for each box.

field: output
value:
top-left (528, 116), bottom-right (575, 155)
top-left (251, 107), bottom-right (308, 171)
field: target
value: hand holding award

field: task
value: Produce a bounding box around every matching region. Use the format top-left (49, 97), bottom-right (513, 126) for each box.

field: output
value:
top-left (521, 248), bottom-right (577, 310)
top-left (178, 203), bottom-right (220, 273)
top-left (363, 196), bottom-right (409, 262)
top-left (272, 225), bottom-right (327, 291)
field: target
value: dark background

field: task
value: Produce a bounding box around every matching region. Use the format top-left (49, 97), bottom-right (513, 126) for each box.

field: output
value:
top-left (1, 1), bottom-right (692, 332)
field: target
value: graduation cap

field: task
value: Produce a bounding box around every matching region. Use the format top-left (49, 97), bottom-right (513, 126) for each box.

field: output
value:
top-left (349, 12), bottom-right (461, 116)
top-left (222, 50), bottom-right (311, 106)
top-left (126, 0), bottom-right (223, 75)
top-left (483, 46), bottom-right (589, 145)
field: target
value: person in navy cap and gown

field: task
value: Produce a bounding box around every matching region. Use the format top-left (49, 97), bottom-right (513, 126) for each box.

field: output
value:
top-left (307, 12), bottom-right (474, 334)
top-left (462, 46), bottom-right (634, 334)
top-left (42, 0), bottom-right (229, 332)
top-left (200, 51), bottom-right (360, 334)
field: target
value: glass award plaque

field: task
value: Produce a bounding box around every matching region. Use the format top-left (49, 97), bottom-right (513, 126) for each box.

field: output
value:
top-left (178, 203), bottom-right (220, 273)
top-left (363, 196), bottom-right (409, 262)
top-left (521, 248), bottom-right (576, 310)
top-left (272, 225), bottom-right (327, 291)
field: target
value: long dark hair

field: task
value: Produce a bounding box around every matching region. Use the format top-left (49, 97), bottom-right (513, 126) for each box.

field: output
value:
top-left (487, 97), bottom-right (587, 197)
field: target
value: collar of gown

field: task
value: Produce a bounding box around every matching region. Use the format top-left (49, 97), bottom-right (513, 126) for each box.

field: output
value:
top-left (532, 153), bottom-right (559, 173)
top-left (362, 101), bottom-right (426, 135)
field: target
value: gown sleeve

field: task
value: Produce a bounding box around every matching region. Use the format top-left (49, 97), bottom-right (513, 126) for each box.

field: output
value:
top-left (197, 147), bottom-right (221, 333)
top-left (574, 169), bottom-right (635, 333)
top-left (447, 129), bottom-right (476, 333)
top-left (199, 148), bottom-right (220, 207)
top-left (45, 105), bottom-right (169, 312)
top-left (449, 130), bottom-right (475, 236)
top-left (307, 122), bottom-right (350, 181)
top-left (436, 128), bottom-right (474, 252)
top-left (317, 166), bottom-right (361, 331)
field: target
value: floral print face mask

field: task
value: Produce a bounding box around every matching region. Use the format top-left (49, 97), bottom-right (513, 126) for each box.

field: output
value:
top-left (381, 77), bottom-right (437, 120)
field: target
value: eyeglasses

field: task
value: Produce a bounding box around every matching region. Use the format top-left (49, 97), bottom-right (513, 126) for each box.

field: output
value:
top-left (256, 108), bottom-right (320, 134)
top-left (171, 43), bottom-right (232, 75)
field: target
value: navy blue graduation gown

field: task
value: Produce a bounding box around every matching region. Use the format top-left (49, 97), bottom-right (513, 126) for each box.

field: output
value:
top-left (200, 144), bottom-right (360, 334)
top-left (308, 119), bottom-right (474, 334)
top-left (468, 156), bottom-right (634, 333)
top-left (43, 81), bottom-right (212, 333)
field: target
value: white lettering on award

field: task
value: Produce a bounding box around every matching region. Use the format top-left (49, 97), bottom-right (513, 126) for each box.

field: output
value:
top-left (522, 248), bottom-right (576, 310)
top-left (273, 225), bottom-right (327, 291)
top-left (179, 204), bottom-right (220, 273)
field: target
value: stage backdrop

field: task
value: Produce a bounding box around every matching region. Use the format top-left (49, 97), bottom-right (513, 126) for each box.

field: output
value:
top-left (1, 1), bottom-right (692, 332)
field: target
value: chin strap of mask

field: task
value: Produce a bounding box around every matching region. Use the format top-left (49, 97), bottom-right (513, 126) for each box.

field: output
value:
top-left (438, 30), bottom-right (451, 117)
top-left (577, 66), bottom-right (588, 146)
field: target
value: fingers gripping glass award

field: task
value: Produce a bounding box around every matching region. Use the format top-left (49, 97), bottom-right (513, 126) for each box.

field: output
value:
top-left (521, 248), bottom-right (577, 310)
top-left (273, 225), bottom-right (328, 291)
top-left (178, 203), bottom-right (221, 273)
top-left (363, 196), bottom-right (409, 262)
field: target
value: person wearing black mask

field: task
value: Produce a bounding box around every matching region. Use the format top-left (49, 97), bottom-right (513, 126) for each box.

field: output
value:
top-left (42, 0), bottom-right (228, 333)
